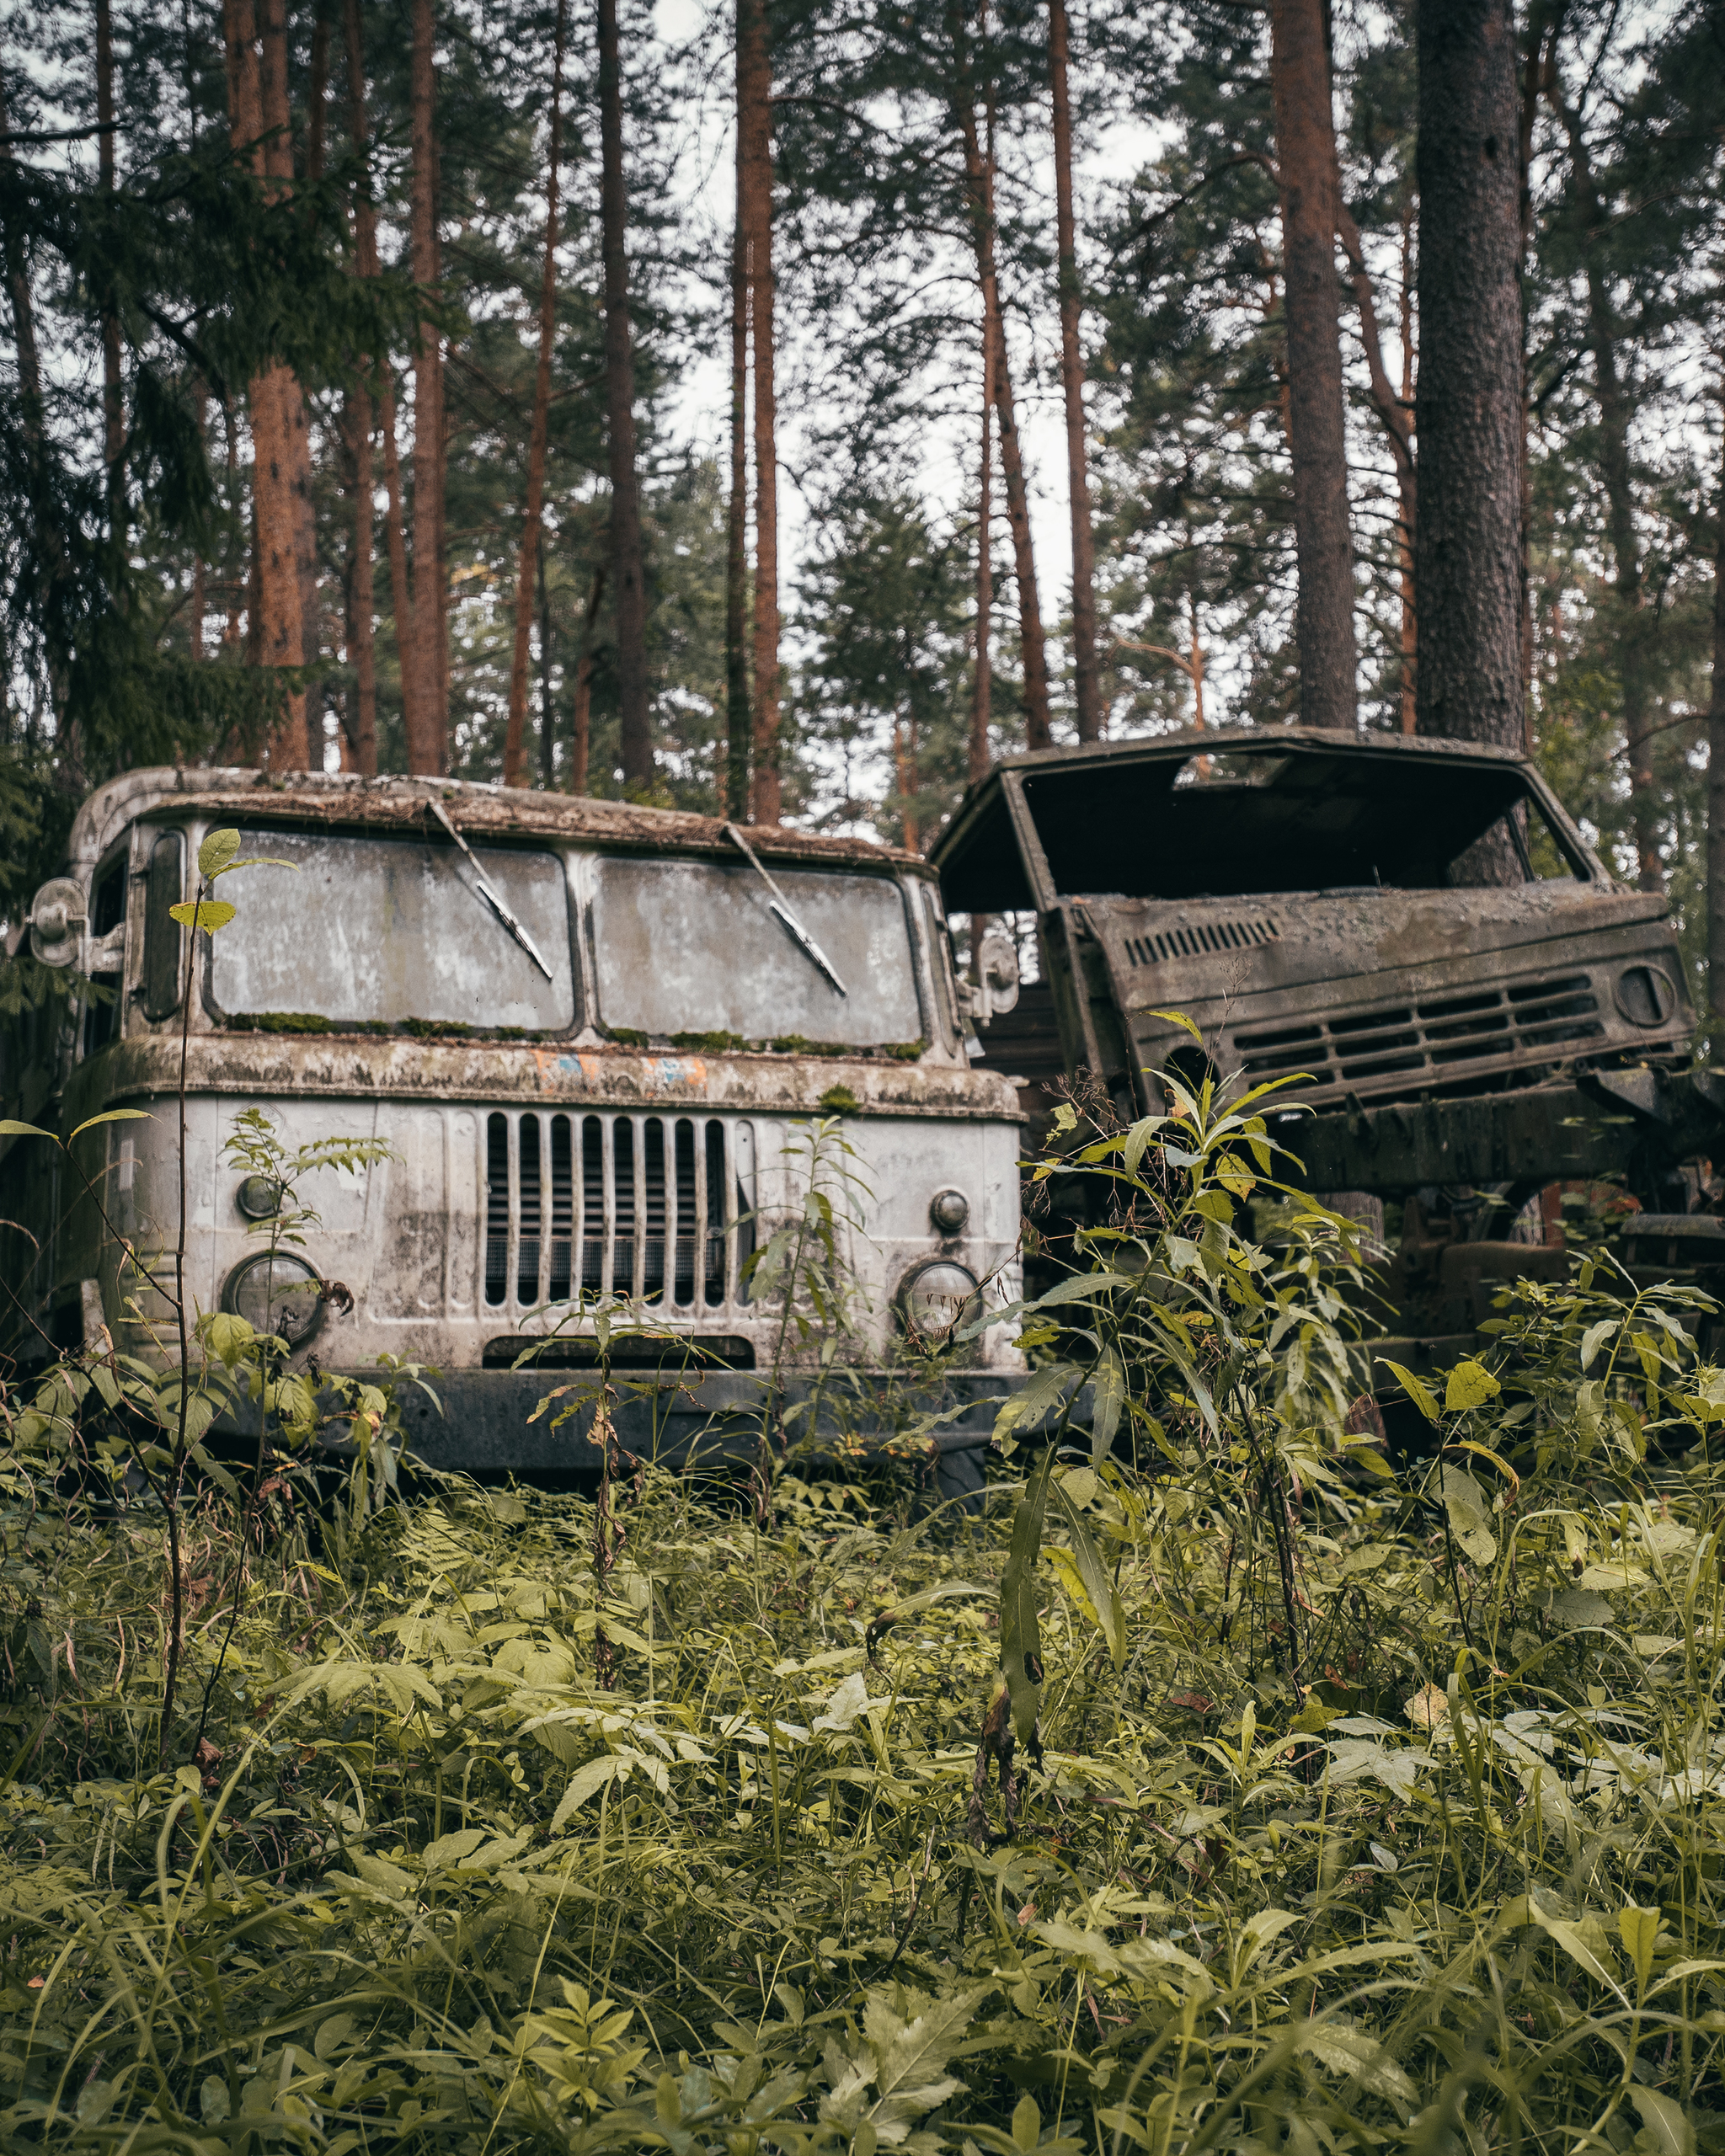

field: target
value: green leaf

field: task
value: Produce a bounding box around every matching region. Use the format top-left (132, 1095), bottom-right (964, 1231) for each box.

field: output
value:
top-left (1444, 1359), bottom-right (1501, 1412)
top-left (993, 1360), bottom-right (1081, 1444)
top-left (1049, 1475), bottom-right (1126, 1667)
top-left (197, 827), bottom-right (241, 879)
top-left (1383, 1359), bottom-right (1439, 1423)
top-left (1439, 1464), bottom-right (1498, 1566)
top-left (1089, 1346), bottom-right (1126, 1466)
top-left (549, 1754), bottom-right (625, 1832)
top-left (1000, 1448), bottom-right (1054, 1740)
top-left (168, 899), bottom-right (237, 933)
top-left (1579, 1317), bottom-right (1616, 1371)
top-left (0, 1118), bottom-right (56, 1142)
top-left (68, 1107), bottom-right (154, 1143)
top-left (1146, 1007), bottom-right (1204, 1043)
top-left (1012, 2095), bottom-right (1041, 2153)
top-left (1632, 2091), bottom-right (1697, 2156)
top-left (1620, 1903), bottom-right (1660, 1991)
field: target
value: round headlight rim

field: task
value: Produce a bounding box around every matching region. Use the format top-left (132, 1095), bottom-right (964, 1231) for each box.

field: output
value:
top-left (896, 1256), bottom-right (983, 1344)
top-left (222, 1248), bottom-right (327, 1347)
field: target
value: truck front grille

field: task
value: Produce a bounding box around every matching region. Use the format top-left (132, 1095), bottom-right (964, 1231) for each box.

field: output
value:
top-left (1231, 974), bottom-right (1605, 1091)
top-left (483, 1110), bottom-right (745, 1313)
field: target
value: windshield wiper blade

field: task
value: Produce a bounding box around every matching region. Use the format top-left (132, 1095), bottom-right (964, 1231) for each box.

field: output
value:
top-left (725, 823), bottom-right (848, 998)
top-left (428, 798), bottom-right (554, 980)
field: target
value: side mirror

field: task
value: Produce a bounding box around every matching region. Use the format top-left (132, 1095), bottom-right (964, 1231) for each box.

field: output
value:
top-left (27, 878), bottom-right (87, 968)
top-left (976, 928), bottom-right (1020, 1020)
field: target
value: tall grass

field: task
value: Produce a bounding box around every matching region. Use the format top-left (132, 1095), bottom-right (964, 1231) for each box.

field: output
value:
top-left (4, 1082), bottom-right (1725, 2152)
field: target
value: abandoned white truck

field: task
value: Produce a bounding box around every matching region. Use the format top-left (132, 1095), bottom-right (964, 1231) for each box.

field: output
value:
top-left (3, 768), bottom-right (1025, 1488)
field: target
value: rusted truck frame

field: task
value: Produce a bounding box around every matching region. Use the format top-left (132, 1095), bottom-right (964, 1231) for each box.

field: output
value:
top-left (3, 768), bottom-right (1028, 1482)
top-left (932, 724), bottom-right (1725, 1381)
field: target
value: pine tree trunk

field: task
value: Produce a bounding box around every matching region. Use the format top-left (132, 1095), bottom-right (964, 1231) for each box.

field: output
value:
top-left (1334, 195), bottom-right (1415, 729)
top-left (569, 563), bottom-right (607, 797)
top-left (341, 0), bottom-right (378, 773)
top-left (1397, 201), bottom-right (1417, 732)
top-left (970, 320), bottom-right (994, 786)
top-left (1708, 429), bottom-right (1725, 1040)
top-left (1414, 0), bottom-right (1522, 766)
top-left (1269, 0), bottom-right (1356, 731)
top-left (1518, 7), bottom-right (1557, 712)
top-left (406, 0), bottom-right (446, 776)
top-left (738, 0), bottom-right (780, 819)
top-left (951, 3), bottom-right (1051, 750)
top-left (724, 112), bottom-right (750, 819)
top-left (1047, 0), bottom-right (1100, 741)
top-left (598, 0), bottom-right (653, 791)
top-left (1551, 83), bottom-right (1662, 893)
top-left (226, 0), bottom-right (308, 770)
top-left (97, 0), bottom-right (124, 541)
top-left (259, 0), bottom-right (312, 769)
top-left (537, 546), bottom-right (557, 786)
top-left (307, 4), bottom-right (329, 177)
top-left (504, 0), bottom-right (569, 789)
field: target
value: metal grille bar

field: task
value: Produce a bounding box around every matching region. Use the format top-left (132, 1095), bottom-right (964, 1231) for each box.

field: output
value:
top-left (1229, 972), bottom-right (1604, 1092)
top-left (483, 1110), bottom-right (743, 1314)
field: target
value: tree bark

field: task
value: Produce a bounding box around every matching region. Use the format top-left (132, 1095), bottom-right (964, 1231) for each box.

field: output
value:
top-left (569, 563), bottom-right (607, 797)
top-left (226, 0), bottom-right (309, 770)
top-left (406, 0), bottom-right (446, 775)
top-left (342, 0), bottom-right (377, 774)
top-left (970, 313), bottom-right (994, 786)
top-left (1518, 4), bottom-right (1558, 710)
top-left (504, 0), bottom-right (569, 789)
top-left (1414, 0), bottom-right (1523, 767)
top-left (598, 0), bottom-right (653, 791)
top-left (738, 0), bottom-right (779, 818)
top-left (1397, 201), bottom-right (1417, 730)
top-left (1550, 75), bottom-right (1662, 892)
top-left (537, 544), bottom-right (557, 787)
top-left (1269, 0), bottom-right (1356, 731)
top-left (259, 0), bottom-right (313, 769)
top-left (951, 3), bottom-right (1051, 750)
top-left (306, 3), bottom-right (329, 179)
top-left (97, 0), bottom-right (124, 540)
top-left (1047, 0), bottom-right (1100, 742)
top-left (1708, 427), bottom-right (1725, 1040)
top-left (724, 104), bottom-right (750, 819)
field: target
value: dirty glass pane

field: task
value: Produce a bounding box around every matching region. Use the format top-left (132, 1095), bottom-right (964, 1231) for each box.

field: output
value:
top-left (209, 829), bottom-right (575, 1030)
top-left (142, 830), bottom-right (184, 1020)
top-left (591, 856), bottom-right (922, 1046)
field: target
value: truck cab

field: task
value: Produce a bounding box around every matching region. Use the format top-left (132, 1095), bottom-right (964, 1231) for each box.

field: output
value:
top-left (934, 725), bottom-right (1691, 1123)
top-left (3, 767), bottom-right (1025, 1477)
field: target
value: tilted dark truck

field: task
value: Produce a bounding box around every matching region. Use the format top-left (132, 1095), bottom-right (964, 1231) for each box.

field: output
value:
top-left (932, 724), bottom-right (1725, 1372)
top-left (3, 768), bottom-right (1027, 1484)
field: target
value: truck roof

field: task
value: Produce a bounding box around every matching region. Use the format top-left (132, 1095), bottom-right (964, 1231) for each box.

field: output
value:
top-left (66, 767), bottom-right (928, 878)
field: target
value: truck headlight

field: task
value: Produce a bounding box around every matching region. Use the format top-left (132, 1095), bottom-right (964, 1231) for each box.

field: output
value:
top-left (898, 1259), bottom-right (981, 1342)
top-left (1616, 963), bottom-right (1676, 1027)
top-left (223, 1251), bottom-right (324, 1346)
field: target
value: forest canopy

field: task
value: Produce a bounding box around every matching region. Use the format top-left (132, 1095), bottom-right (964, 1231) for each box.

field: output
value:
top-left (1, 0), bottom-right (1721, 1004)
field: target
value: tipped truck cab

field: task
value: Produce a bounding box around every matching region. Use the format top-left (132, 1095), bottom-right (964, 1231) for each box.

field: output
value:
top-left (4, 768), bottom-right (1025, 1478)
top-left (934, 725), bottom-right (1691, 1122)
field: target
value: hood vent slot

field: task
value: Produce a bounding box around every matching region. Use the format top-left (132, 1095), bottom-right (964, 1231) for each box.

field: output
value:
top-left (1124, 915), bottom-right (1279, 969)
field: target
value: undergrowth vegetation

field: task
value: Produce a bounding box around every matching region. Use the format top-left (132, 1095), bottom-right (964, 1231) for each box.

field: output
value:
top-left (6, 1053), bottom-right (1725, 2154)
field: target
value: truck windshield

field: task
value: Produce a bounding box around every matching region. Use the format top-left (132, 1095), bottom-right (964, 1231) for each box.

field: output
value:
top-left (591, 855), bottom-right (922, 1046)
top-left (208, 829), bottom-right (576, 1030)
